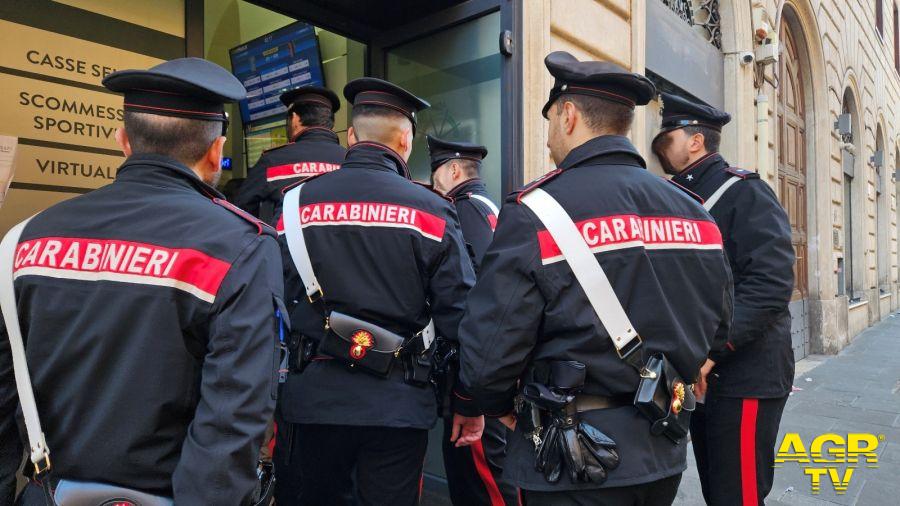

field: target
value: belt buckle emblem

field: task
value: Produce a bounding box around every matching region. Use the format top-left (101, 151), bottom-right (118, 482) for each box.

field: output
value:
top-left (671, 381), bottom-right (686, 414)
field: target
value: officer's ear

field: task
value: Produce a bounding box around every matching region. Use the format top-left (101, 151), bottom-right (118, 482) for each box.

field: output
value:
top-left (202, 136), bottom-right (227, 175)
top-left (688, 131), bottom-right (707, 155)
top-left (562, 101), bottom-right (578, 135)
top-left (347, 126), bottom-right (358, 147)
top-left (115, 128), bottom-right (132, 157)
top-left (449, 161), bottom-right (461, 180)
top-left (397, 126), bottom-right (414, 161)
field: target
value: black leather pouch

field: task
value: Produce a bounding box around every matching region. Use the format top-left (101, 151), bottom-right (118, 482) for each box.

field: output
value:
top-left (632, 353), bottom-right (696, 443)
top-left (320, 311), bottom-right (404, 377)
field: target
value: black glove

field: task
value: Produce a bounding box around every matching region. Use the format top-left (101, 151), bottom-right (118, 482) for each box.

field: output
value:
top-left (576, 422), bottom-right (619, 482)
top-left (534, 416), bottom-right (619, 484)
top-left (535, 424), bottom-right (563, 483)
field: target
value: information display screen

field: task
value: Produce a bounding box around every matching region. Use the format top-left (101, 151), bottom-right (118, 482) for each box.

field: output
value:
top-left (229, 22), bottom-right (324, 125)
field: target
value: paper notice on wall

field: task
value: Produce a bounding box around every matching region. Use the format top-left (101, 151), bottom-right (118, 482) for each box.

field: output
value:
top-left (0, 135), bottom-right (19, 209)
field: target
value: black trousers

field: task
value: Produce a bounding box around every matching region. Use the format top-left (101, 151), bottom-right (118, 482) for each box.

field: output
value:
top-left (275, 422), bottom-right (428, 506)
top-left (523, 473), bottom-right (682, 506)
top-left (690, 394), bottom-right (789, 506)
top-left (442, 417), bottom-right (520, 506)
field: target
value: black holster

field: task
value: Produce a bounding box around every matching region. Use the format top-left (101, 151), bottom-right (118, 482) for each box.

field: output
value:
top-left (432, 338), bottom-right (458, 418)
top-left (288, 334), bottom-right (317, 373)
top-left (401, 332), bottom-right (434, 388)
top-left (517, 360), bottom-right (620, 485)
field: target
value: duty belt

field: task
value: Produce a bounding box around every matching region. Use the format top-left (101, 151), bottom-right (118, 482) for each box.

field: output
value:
top-left (574, 394), bottom-right (632, 413)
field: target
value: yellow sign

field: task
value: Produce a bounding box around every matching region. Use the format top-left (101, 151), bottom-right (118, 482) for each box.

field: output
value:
top-left (0, 73), bottom-right (124, 150)
top-left (14, 144), bottom-right (122, 189)
top-left (775, 432), bottom-right (882, 494)
top-left (0, 17), bottom-right (169, 235)
top-left (0, 19), bottom-right (163, 86)
top-left (52, 0), bottom-right (185, 38)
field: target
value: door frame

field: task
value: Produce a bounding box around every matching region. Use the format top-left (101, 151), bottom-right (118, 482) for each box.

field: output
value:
top-left (368, 0), bottom-right (524, 195)
top-left (775, 20), bottom-right (809, 302)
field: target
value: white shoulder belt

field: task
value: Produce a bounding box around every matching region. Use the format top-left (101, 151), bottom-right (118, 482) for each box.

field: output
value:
top-left (1, 216), bottom-right (52, 474)
top-left (703, 176), bottom-right (741, 211)
top-left (520, 189), bottom-right (642, 362)
top-left (469, 193), bottom-right (500, 216)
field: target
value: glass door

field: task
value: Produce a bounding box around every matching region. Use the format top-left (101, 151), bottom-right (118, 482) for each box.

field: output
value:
top-left (384, 13), bottom-right (504, 484)
top-left (386, 12), bottom-right (503, 202)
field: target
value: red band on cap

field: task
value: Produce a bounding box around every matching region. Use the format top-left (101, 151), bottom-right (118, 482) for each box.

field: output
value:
top-left (124, 103), bottom-right (226, 118)
top-left (354, 99), bottom-right (414, 119)
top-left (564, 85), bottom-right (636, 107)
top-left (289, 96), bottom-right (332, 108)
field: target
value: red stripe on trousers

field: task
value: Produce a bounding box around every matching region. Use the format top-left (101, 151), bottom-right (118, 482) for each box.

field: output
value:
top-left (268, 422), bottom-right (277, 458)
top-left (740, 399), bottom-right (759, 506)
top-left (418, 452), bottom-right (426, 502)
top-left (471, 440), bottom-right (505, 506)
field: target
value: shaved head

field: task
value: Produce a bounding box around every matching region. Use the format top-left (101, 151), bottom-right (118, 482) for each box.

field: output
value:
top-left (350, 104), bottom-right (413, 145)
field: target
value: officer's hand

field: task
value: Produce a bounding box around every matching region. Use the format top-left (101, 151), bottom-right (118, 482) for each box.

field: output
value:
top-left (450, 414), bottom-right (485, 447)
top-left (694, 358), bottom-right (716, 399)
top-left (498, 413), bottom-right (517, 431)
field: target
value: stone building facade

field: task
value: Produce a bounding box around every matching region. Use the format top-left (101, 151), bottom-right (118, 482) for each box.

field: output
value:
top-left (522, 0), bottom-right (900, 358)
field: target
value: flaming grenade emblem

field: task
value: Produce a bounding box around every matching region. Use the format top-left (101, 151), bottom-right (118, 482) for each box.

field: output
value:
top-left (671, 381), bottom-right (686, 414)
top-left (349, 330), bottom-right (375, 360)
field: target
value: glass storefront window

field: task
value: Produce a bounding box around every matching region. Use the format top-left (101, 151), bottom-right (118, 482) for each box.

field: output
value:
top-left (387, 12), bottom-right (503, 202)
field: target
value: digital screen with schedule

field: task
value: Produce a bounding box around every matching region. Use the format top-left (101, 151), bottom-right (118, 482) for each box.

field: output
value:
top-left (229, 21), bottom-right (324, 125)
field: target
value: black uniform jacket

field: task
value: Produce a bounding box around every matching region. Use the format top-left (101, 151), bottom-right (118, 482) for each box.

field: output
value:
top-left (0, 154), bottom-right (283, 505)
top-left (276, 141), bottom-right (475, 430)
top-left (447, 177), bottom-right (497, 270)
top-left (236, 127), bottom-right (346, 224)
top-left (672, 152), bottom-right (795, 398)
top-left (456, 136), bottom-right (733, 491)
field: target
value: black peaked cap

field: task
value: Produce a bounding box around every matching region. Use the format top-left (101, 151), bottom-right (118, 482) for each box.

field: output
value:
top-left (542, 51), bottom-right (656, 118)
top-left (344, 77), bottom-right (430, 132)
top-left (103, 57), bottom-right (245, 124)
top-left (426, 135), bottom-right (488, 171)
top-left (654, 92), bottom-right (731, 141)
top-left (280, 85), bottom-right (341, 113)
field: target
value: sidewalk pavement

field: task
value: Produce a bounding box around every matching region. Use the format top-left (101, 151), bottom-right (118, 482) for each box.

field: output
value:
top-left (675, 311), bottom-right (900, 505)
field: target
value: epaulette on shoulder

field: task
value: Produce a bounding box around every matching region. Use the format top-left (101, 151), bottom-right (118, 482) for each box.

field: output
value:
top-left (514, 168), bottom-right (563, 204)
top-left (280, 171), bottom-right (328, 195)
top-left (666, 179), bottom-right (704, 204)
top-left (212, 198), bottom-right (276, 237)
top-left (413, 181), bottom-right (452, 202)
top-left (725, 167), bottom-right (760, 180)
top-left (261, 142), bottom-right (294, 155)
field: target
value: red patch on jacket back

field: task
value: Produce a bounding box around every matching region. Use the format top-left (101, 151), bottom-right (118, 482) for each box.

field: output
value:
top-left (277, 201), bottom-right (446, 241)
top-left (537, 214), bottom-right (722, 264)
top-left (14, 237), bottom-right (231, 303)
top-left (266, 162), bottom-right (340, 182)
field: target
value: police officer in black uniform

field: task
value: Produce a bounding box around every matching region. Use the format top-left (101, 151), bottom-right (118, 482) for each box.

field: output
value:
top-left (0, 58), bottom-right (283, 505)
top-left (274, 77), bottom-right (481, 506)
top-left (428, 136), bottom-right (498, 272)
top-left (427, 137), bottom-right (517, 505)
top-left (652, 92), bottom-right (795, 506)
top-left (453, 52), bottom-right (734, 506)
top-left (236, 85), bottom-right (346, 224)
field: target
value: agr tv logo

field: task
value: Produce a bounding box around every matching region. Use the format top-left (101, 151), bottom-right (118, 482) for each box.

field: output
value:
top-left (775, 433), bottom-right (883, 494)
